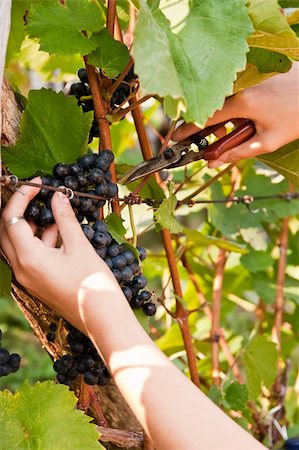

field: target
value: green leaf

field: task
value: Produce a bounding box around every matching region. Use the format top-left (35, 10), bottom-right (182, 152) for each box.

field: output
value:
top-left (184, 228), bottom-right (248, 254)
top-left (258, 139), bottom-right (299, 186)
top-left (2, 89), bottom-right (93, 177)
top-left (240, 250), bottom-right (273, 272)
top-left (0, 381), bottom-right (104, 449)
top-left (209, 385), bottom-right (223, 406)
top-left (248, 0), bottom-right (296, 37)
top-left (240, 226), bottom-right (270, 251)
top-left (27, 0), bottom-right (105, 56)
top-left (243, 335), bottom-right (277, 399)
top-left (133, 0), bottom-right (253, 125)
top-left (278, 0), bottom-right (299, 8)
top-left (248, 32), bottom-right (299, 60)
top-left (224, 382), bottom-right (249, 411)
top-left (106, 213), bottom-right (138, 257)
top-left (6, 0), bottom-right (35, 63)
top-left (88, 29), bottom-right (130, 79)
top-left (154, 189), bottom-right (183, 234)
top-left (253, 273), bottom-right (299, 304)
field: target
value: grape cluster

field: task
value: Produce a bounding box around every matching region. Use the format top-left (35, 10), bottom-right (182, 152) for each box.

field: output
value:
top-left (24, 150), bottom-right (117, 227)
top-left (53, 326), bottom-right (110, 387)
top-left (65, 67), bottom-right (137, 142)
top-left (81, 219), bottom-right (157, 316)
top-left (0, 329), bottom-right (21, 377)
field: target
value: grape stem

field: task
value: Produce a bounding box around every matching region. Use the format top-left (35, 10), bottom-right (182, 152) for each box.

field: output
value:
top-left (108, 58), bottom-right (134, 97)
top-left (128, 204), bottom-right (137, 247)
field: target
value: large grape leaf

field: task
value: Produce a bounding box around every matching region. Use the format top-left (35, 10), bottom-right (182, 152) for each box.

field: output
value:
top-left (133, 0), bottom-right (253, 125)
top-left (258, 139), bottom-right (299, 186)
top-left (2, 89), bottom-right (93, 177)
top-left (248, 32), bottom-right (299, 59)
top-left (88, 29), bottom-right (130, 79)
top-left (224, 382), bottom-right (249, 411)
top-left (0, 381), bottom-right (104, 449)
top-left (27, 0), bottom-right (105, 56)
top-left (242, 335), bottom-right (277, 399)
top-left (248, 0), bottom-right (296, 37)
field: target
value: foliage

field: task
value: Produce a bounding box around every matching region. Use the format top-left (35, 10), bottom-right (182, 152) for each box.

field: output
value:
top-left (0, 381), bottom-right (104, 449)
top-left (2, 0), bottom-right (299, 449)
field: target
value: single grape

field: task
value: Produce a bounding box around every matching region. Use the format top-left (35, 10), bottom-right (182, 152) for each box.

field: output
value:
top-left (70, 196), bottom-right (81, 208)
top-left (92, 231), bottom-right (108, 248)
top-left (107, 183), bottom-right (118, 198)
top-left (105, 171), bottom-right (112, 182)
top-left (120, 266), bottom-right (134, 284)
top-left (88, 168), bottom-right (105, 184)
top-left (69, 163), bottom-right (83, 176)
top-left (0, 365), bottom-right (12, 377)
top-left (77, 68), bottom-right (88, 84)
top-left (96, 247), bottom-right (107, 259)
top-left (25, 201), bottom-right (41, 221)
top-left (78, 153), bottom-right (96, 170)
top-left (98, 371), bottom-right (111, 386)
top-left (81, 100), bottom-right (94, 113)
top-left (92, 220), bottom-right (107, 233)
top-left (8, 353), bottom-right (21, 368)
top-left (53, 163), bottom-right (69, 179)
top-left (64, 176), bottom-right (79, 191)
top-left (107, 244), bottom-right (119, 258)
top-left (56, 373), bottom-right (70, 385)
top-left (47, 332), bottom-right (56, 342)
top-left (139, 290), bottom-right (151, 302)
top-left (77, 173), bottom-right (89, 187)
top-left (104, 258), bottom-right (113, 270)
top-left (122, 250), bottom-right (136, 265)
top-left (122, 286), bottom-right (133, 300)
top-left (81, 224), bottom-right (94, 241)
top-left (112, 269), bottom-right (122, 282)
top-left (70, 82), bottom-right (88, 98)
top-left (84, 371), bottom-right (99, 385)
top-left (132, 274), bottom-right (147, 289)
top-left (38, 208), bottom-right (54, 228)
top-left (129, 262), bottom-right (140, 275)
top-left (79, 197), bottom-right (94, 212)
top-left (69, 341), bottom-right (85, 355)
top-left (130, 296), bottom-right (145, 308)
top-left (137, 247), bottom-right (147, 261)
top-left (95, 183), bottom-right (109, 198)
top-left (112, 255), bottom-right (127, 270)
top-left (0, 348), bottom-right (10, 365)
top-left (143, 302), bottom-right (157, 316)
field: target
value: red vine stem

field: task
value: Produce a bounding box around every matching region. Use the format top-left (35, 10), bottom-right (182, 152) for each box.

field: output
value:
top-left (211, 248), bottom-right (227, 386)
top-left (83, 59), bottom-right (120, 215)
top-left (130, 104), bottom-right (199, 387)
top-left (106, 0), bottom-right (116, 36)
top-left (181, 253), bottom-right (244, 383)
top-left (108, 59), bottom-right (134, 96)
top-left (272, 217), bottom-right (289, 353)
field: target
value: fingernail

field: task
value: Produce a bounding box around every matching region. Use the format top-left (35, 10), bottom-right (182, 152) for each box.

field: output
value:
top-left (58, 192), bottom-right (69, 204)
top-left (208, 160), bottom-right (223, 169)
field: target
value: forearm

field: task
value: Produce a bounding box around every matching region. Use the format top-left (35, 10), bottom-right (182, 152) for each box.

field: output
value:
top-left (78, 274), bottom-right (266, 450)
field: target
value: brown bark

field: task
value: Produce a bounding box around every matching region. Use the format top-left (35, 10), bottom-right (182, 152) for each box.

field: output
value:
top-left (0, 81), bottom-right (142, 449)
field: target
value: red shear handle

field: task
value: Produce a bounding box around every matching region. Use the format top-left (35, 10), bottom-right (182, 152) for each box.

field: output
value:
top-left (203, 120), bottom-right (256, 161)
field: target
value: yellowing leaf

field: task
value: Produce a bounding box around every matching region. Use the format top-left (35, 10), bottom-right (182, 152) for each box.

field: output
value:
top-left (248, 31), bottom-right (299, 59)
top-left (248, 0), bottom-right (296, 37)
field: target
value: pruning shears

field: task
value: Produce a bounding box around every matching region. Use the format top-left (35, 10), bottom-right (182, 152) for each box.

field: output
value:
top-left (119, 119), bottom-right (256, 184)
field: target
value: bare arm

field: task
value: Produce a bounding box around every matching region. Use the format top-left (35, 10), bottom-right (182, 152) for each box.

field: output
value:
top-left (0, 183), bottom-right (266, 450)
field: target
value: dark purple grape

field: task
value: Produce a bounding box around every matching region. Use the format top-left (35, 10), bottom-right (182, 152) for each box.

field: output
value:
top-left (25, 201), bottom-right (41, 221)
top-left (121, 266), bottom-right (134, 284)
top-left (81, 224), bottom-right (94, 241)
top-left (137, 247), bottom-right (147, 261)
top-left (47, 332), bottom-right (56, 342)
top-left (69, 163), bottom-right (83, 176)
top-left (53, 163), bottom-right (69, 179)
top-left (100, 149), bottom-right (114, 164)
top-left (77, 173), bottom-right (89, 187)
top-left (78, 153), bottom-right (96, 170)
top-left (8, 353), bottom-right (21, 368)
top-left (81, 355), bottom-right (96, 370)
top-left (38, 208), bottom-right (54, 227)
top-left (130, 296), bottom-right (145, 308)
top-left (0, 365), bottom-right (12, 376)
top-left (70, 196), bottom-right (81, 208)
top-left (53, 355), bottom-right (74, 373)
top-left (79, 197), bottom-right (94, 212)
top-left (122, 286), bottom-right (133, 300)
top-left (143, 302), bottom-right (157, 316)
top-left (64, 176), bottom-right (79, 191)
top-left (77, 68), bottom-right (88, 83)
top-left (56, 373), bottom-right (70, 385)
top-left (0, 348), bottom-right (10, 365)
top-left (107, 183), bottom-right (118, 198)
top-left (88, 168), bottom-right (105, 184)
top-left (122, 250), bottom-right (136, 265)
top-left (139, 290), bottom-right (151, 302)
top-left (132, 275), bottom-right (147, 289)
top-left (105, 171), bottom-right (112, 182)
top-left (96, 247), bottom-right (106, 259)
top-left (112, 255), bottom-right (127, 270)
top-left (98, 371), bottom-right (110, 386)
top-left (84, 371), bottom-right (99, 385)
top-left (107, 244), bottom-right (119, 258)
top-left (95, 183), bottom-right (109, 197)
top-left (112, 269), bottom-right (122, 282)
top-left (129, 262), bottom-right (140, 275)
top-left (69, 341), bottom-right (85, 354)
top-left (104, 258), bottom-right (113, 270)
top-left (81, 100), bottom-right (94, 113)
top-left (92, 220), bottom-right (107, 233)
top-left (49, 322), bottom-right (57, 332)
top-left (92, 232), bottom-right (108, 248)
top-left (103, 232), bottom-right (112, 246)
top-left (70, 82), bottom-right (88, 98)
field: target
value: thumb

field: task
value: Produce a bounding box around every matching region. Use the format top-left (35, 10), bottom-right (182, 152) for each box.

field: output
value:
top-left (51, 191), bottom-right (84, 250)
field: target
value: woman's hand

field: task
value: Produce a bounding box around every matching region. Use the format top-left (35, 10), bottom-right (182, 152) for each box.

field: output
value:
top-left (172, 62), bottom-right (299, 168)
top-left (0, 178), bottom-right (124, 332)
